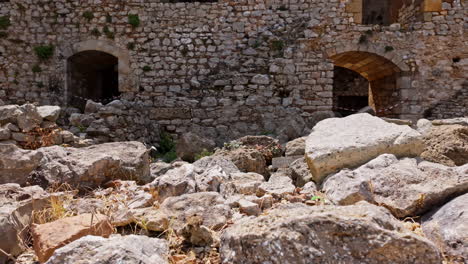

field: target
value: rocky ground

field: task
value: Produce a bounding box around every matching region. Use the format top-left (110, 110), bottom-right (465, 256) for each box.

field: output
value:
top-left (0, 103), bottom-right (467, 264)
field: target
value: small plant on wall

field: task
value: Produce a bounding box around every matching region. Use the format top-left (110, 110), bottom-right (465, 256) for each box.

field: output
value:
top-left (34, 45), bottom-right (55, 60)
top-left (0, 16), bottom-right (10, 30)
top-left (32, 64), bottom-right (42, 73)
top-left (128, 14), bottom-right (140, 28)
top-left (83, 11), bottom-right (94, 21)
top-left (384, 46), bottom-right (394, 53)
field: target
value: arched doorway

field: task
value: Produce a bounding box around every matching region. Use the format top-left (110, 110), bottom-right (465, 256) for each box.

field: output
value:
top-left (67, 50), bottom-right (120, 109)
top-left (62, 39), bottom-right (136, 109)
top-left (330, 51), bottom-right (404, 117)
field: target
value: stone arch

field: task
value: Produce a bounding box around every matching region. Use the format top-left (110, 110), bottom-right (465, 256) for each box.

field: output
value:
top-left (63, 39), bottom-right (136, 106)
top-left (325, 44), bottom-right (412, 117)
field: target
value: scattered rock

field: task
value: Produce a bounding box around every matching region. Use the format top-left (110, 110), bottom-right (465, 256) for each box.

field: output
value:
top-left (131, 208), bottom-right (169, 232)
top-left (432, 117), bottom-right (468, 126)
top-left (323, 154), bottom-right (468, 217)
top-left (216, 147), bottom-right (267, 175)
top-left (0, 144), bottom-right (43, 185)
top-left (149, 164), bottom-right (196, 202)
top-left (305, 114), bottom-right (424, 184)
top-left (31, 142), bottom-right (151, 190)
top-left (194, 165), bottom-right (230, 192)
top-left (285, 137), bottom-right (305, 156)
top-left (289, 157), bottom-right (312, 187)
top-left (257, 173), bottom-right (295, 198)
top-left (32, 213), bottom-right (113, 263)
top-left (193, 156), bottom-right (240, 175)
top-left (238, 199), bottom-right (261, 216)
top-left (422, 193), bottom-right (468, 262)
top-left (17, 104), bottom-right (42, 132)
top-left (0, 105), bottom-right (22, 126)
top-left (176, 132), bottom-right (216, 162)
top-left (37, 106), bottom-right (61, 122)
top-left (84, 100), bottom-right (103, 114)
top-left (150, 161), bottom-right (188, 180)
top-left (0, 184), bottom-right (50, 264)
top-left (160, 192), bottom-right (231, 231)
top-left (46, 235), bottom-right (169, 264)
top-left (421, 125), bottom-right (468, 166)
top-left (220, 202), bottom-right (442, 264)
top-left (180, 215), bottom-right (217, 246)
top-left (220, 172), bottom-right (265, 196)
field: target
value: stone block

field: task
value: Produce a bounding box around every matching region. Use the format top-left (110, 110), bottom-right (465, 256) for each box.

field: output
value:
top-left (422, 0), bottom-right (442, 12)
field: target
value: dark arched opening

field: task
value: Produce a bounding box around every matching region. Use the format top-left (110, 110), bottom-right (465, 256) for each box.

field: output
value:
top-left (67, 50), bottom-right (120, 110)
top-left (331, 51), bottom-right (403, 117)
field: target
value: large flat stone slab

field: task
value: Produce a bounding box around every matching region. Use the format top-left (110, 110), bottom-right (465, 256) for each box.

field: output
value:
top-left (305, 113), bottom-right (424, 184)
top-left (220, 202), bottom-right (442, 264)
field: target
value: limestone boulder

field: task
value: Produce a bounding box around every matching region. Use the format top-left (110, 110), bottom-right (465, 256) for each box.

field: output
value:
top-left (421, 125), bottom-right (468, 166)
top-left (289, 157), bottom-right (312, 187)
top-left (0, 144), bottom-right (43, 185)
top-left (30, 142), bottom-right (151, 190)
top-left (150, 160), bottom-right (188, 180)
top-left (0, 105), bottom-right (22, 125)
top-left (323, 154), bottom-right (468, 218)
top-left (176, 132), bottom-right (216, 162)
top-left (45, 235), bottom-right (168, 264)
top-left (220, 202), bottom-right (442, 264)
top-left (285, 137), bottom-right (306, 157)
top-left (148, 164), bottom-right (196, 202)
top-left (160, 192), bottom-right (231, 231)
top-left (0, 126), bottom-right (11, 140)
top-left (305, 114), bottom-right (424, 184)
top-left (220, 172), bottom-right (265, 196)
top-left (422, 193), bottom-right (468, 262)
top-left (37, 106), bottom-right (61, 122)
top-left (0, 184), bottom-right (50, 264)
top-left (257, 173), bottom-right (295, 198)
top-left (432, 117), bottom-right (468, 126)
top-left (215, 147), bottom-right (267, 175)
top-left (17, 104), bottom-right (42, 132)
top-left (193, 156), bottom-right (240, 175)
top-left (237, 135), bottom-right (282, 163)
top-left (32, 213), bottom-right (113, 263)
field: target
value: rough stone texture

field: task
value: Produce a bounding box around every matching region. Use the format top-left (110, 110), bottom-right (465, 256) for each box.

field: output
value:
top-left (0, 184), bottom-right (50, 264)
top-left (149, 164), bottom-right (196, 202)
top-left (160, 192), bottom-right (231, 231)
top-left (305, 114), bottom-right (424, 184)
top-left (37, 106), bottom-right (61, 122)
top-left (31, 142), bottom-right (151, 189)
top-left (175, 132), bottom-right (216, 162)
top-left (0, 144), bottom-right (43, 185)
top-left (289, 157), bottom-right (312, 187)
top-left (215, 148), bottom-right (267, 176)
top-left (421, 125), bottom-right (468, 166)
top-left (17, 104), bottom-right (42, 133)
top-left (323, 154), bottom-right (468, 218)
top-left (285, 137), bottom-right (306, 157)
top-left (0, 0), bottom-right (466, 143)
top-left (257, 174), bottom-right (295, 198)
top-left (422, 193), bottom-right (468, 262)
top-left (220, 202), bottom-right (442, 264)
top-left (220, 172), bottom-right (265, 197)
top-left (45, 235), bottom-right (169, 264)
top-left (193, 156), bottom-right (240, 175)
top-left (32, 214), bottom-right (114, 263)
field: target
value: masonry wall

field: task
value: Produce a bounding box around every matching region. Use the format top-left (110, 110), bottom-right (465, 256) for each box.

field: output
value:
top-left (0, 0), bottom-right (466, 144)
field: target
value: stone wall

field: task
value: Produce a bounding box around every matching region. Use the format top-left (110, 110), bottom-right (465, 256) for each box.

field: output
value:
top-left (0, 0), bottom-right (466, 145)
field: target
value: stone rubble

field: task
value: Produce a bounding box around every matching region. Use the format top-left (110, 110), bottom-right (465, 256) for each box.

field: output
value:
top-left (0, 113), bottom-right (467, 263)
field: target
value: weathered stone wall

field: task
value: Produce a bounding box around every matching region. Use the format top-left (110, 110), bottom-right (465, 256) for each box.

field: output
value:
top-left (0, 0), bottom-right (466, 144)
